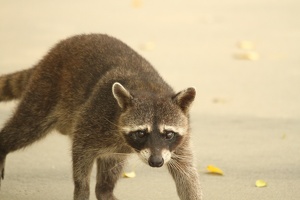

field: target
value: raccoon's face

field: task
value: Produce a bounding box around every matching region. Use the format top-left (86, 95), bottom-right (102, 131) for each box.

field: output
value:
top-left (113, 82), bottom-right (195, 168)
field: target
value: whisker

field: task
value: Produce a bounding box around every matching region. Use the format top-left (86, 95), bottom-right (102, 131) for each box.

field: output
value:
top-left (109, 154), bottom-right (144, 173)
top-left (171, 152), bottom-right (202, 169)
top-left (109, 159), bottom-right (129, 172)
top-left (125, 156), bottom-right (143, 171)
top-left (171, 155), bottom-right (193, 164)
top-left (168, 159), bottom-right (191, 178)
top-left (103, 116), bottom-right (121, 129)
top-left (171, 153), bottom-right (191, 159)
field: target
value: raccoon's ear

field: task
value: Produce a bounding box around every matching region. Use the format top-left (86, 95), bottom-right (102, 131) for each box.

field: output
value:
top-left (173, 87), bottom-right (196, 113)
top-left (112, 82), bottom-right (133, 110)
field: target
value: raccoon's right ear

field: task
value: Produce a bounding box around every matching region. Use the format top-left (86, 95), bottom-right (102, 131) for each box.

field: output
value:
top-left (172, 87), bottom-right (196, 113)
top-left (112, 82), bottom-right (133, 110)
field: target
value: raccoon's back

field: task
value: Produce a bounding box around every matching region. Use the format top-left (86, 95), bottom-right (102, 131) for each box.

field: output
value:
top-left (50, 34), bottom-right (174, 104)
top-left (0, 34), bottom-right (173, 107)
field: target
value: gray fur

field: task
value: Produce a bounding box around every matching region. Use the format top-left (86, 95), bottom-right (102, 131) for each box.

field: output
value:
top-left (0, 34), bottom-right (202, 199)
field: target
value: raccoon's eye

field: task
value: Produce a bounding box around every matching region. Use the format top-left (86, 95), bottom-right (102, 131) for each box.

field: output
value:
top-left (136, 130), bottom-right (147, 138)
top-left (165, 131), bottom-right (176, 140)
top-left (130, 130), bottom-right (147, 140)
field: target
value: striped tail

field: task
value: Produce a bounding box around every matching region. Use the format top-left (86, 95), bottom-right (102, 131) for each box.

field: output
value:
top-left (0, 68), bottom-right (33, 101)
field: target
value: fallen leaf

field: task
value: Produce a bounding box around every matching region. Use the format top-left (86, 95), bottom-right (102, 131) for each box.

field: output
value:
top-left (234, 51), bottom-right (260, 61)
top-left (244, 51), bottom-right (260, 60)
top-left (255, 179), bottom-right (267, 187)
top-left (122, 171), bottom-right (136, 178)
top-left (237, 41), bottom-right (256, 50)
top-left (207, 165), bottom-right (224, 175)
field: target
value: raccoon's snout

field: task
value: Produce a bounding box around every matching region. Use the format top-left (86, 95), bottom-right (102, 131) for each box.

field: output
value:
top-left (148, 155), bottom-right (164, 168)
top-left (139, 149), bottom-right (171, 167)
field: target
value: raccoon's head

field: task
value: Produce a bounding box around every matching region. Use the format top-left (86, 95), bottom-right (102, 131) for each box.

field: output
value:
top-left (112, 82), bottom-right (195, 168)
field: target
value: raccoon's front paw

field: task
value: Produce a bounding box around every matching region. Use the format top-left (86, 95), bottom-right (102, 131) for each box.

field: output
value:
top-left (0, 153), bottom-right (7, 188)
top-left (96, 193), bottom-right (119, 200)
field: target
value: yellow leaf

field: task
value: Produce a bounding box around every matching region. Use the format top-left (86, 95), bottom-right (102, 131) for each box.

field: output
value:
top-left (207, 165), bottom-right (224, 175)
top-left (122, 171), bottom-right (136, 178)
top-left (255, 180), bottom-right (267, 187)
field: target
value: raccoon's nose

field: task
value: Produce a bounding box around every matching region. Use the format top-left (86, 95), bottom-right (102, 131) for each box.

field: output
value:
top-left (148, 155), bottom-right (164, 167)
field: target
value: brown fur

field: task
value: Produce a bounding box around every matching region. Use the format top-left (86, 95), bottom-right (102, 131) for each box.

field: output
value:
top-left (0, 34), bottom-right (202, 200)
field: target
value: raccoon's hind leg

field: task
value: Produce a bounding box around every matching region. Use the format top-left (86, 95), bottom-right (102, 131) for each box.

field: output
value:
top-left (0, 75), bottom-right (59, 186)
top-left (0, 104), bottom-right (57, 186)
top-left (0, 153), bottom-right (6, 187)
top-left (95, 156), bottom-right (126, 200)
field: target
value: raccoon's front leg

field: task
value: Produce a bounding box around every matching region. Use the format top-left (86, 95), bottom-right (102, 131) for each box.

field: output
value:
top-left (72, 147), bottom-right (95, 200)
top-left (167, 146), bottom-right (202, 200)
top-left (95, 156), bottom-right (125, 200)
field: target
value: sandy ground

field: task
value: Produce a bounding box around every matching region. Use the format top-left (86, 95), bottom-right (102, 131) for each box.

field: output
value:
top-left (0, 0), bottom-right (300, 199)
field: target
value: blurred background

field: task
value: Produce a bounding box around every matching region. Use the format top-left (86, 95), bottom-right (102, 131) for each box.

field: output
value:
top-left (0, 0), bottom-right (299, 200)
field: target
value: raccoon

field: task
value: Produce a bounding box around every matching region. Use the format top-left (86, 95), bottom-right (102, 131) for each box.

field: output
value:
top-left (0, 34), bottom-right (202, 200)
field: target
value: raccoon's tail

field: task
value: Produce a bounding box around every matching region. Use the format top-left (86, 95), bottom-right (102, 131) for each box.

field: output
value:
top-left (0, 68), bottom-right (33, 102)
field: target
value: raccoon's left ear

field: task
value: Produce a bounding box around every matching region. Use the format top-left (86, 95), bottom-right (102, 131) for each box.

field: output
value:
top-left (172, 87), bottom-right (196, 113)
top-left (112, 82), bottom-right (133, 110)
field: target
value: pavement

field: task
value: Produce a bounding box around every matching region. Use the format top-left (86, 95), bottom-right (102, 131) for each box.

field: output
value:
top-left (0, 0), bottom-right (300, 199)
